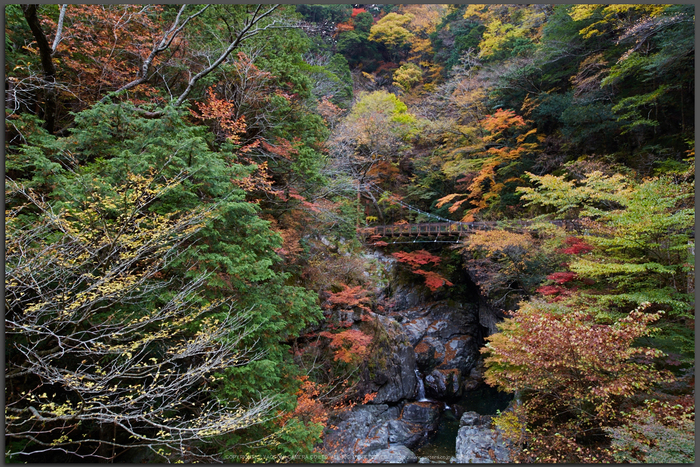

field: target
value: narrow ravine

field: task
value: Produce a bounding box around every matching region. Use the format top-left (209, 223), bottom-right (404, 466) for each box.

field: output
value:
top-left (321, 248), bottom-right (514, 463)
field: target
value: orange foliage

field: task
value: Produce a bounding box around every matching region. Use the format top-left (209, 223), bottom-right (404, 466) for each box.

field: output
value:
top-left (43, 5), bottom-right (165, 105)
top-left (191, 87), bottom-right (247, 143)
top-left (261, 137), bottom-right (297, 160)
top-left (274, 226), bottom-right (303, 259)
top-left (231, 161), bottom-right (274, 194)
top-left (281, 376), bottom-right (329, 427)
top-left (367, 160), bottom-right (402, 185)
top-left (413, 269), bottom-right (454, 292)
top-left (437, 109), bottom-right (539, 220)
top-left (482, 108), bottom-right (527, 134)
top-left (319, 329), bottom-right (373, 364)
top-left (336, 21), bottom-right (355, 33)
top-left (391, 249), bottom-right (442, 269)
top-left (324, 284), bottom-right (372, 312)
top-left (362, 392), bottom-right (377, 404)
top-left (392, 250), bottom-right (452, 292)
top-left (317, 96), bottom-right (344, 125)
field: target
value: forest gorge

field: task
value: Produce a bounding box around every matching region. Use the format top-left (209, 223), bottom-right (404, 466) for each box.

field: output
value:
top-left (4, 3), bottom-right (695, 463)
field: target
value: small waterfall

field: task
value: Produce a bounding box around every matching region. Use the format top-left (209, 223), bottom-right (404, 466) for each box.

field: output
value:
top-left (415, 369), bottom-right (429, 402)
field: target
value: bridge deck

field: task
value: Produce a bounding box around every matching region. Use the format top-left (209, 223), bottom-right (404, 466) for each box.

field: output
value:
top-left (357, 220), bottom-right (580, 242)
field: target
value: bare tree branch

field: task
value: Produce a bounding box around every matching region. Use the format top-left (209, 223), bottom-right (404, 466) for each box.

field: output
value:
top-left (173, 4), bottom-right (280, 106)
top-left (51, 4), bottom-right (68, 53)
top-left (5, 171), bottom-right (281, 462)
top-left (100, 4), bottom-right (210, 103)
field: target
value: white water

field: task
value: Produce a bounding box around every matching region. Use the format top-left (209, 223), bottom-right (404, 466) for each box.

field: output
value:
top-left (414, 369), bottom-right (430, 402)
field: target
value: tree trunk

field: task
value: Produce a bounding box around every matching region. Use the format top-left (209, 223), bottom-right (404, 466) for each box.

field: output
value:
top-left (22, 4), bottom-right (57, 134)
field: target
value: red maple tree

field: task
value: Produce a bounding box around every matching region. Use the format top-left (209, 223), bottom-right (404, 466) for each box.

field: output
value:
top-left (391, 250), bottom-right (453, 292)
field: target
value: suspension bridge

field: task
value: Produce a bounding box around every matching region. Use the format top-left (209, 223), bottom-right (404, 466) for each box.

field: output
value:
top-left (355, 182), bottom-right (581, 245)
top-left (357, 220), bottom-right (581, 245)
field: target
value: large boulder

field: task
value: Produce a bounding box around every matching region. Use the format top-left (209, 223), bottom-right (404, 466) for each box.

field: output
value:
top-left (369, 444), bottom-right (419, 463)
top-left (400, 402), bottom-right (442, 432)
top-left (454, 423), bottom-right (509, 464)
top-left (354, 423), bottom-right (389, 457)
top-left (322, 404), bottom-right (399, 463)
top-left (386, 419), bottom-right (426, 448)
top-left (458, 411), bottom-right (481, 427)
top-left (425, 368), bottom-right (462, 400)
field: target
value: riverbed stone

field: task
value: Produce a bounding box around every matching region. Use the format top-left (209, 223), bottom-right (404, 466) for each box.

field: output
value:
top-left (354, 423), bottom-right (389, 456)
top-left (387, 419), bottom-right (425, 448)
top-left (454, 425), bottom-right (509, 463)
top-left (323, 404), bottom-right (400, 462)
top-left (400, 402), bottom-right (442, 432)
top-left (369, 444), bottom-right (418, 463)
top-left (425, 369), bottom-right (463, 400)
top-left (459, 410), bottom-right (481, 427)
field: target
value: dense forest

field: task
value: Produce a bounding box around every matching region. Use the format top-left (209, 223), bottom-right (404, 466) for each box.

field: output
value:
top-left (4, 3), bottom-right (694, 463)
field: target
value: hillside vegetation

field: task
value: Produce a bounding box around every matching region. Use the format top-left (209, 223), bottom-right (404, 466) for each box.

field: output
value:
top-left (5, 4), bottom-right (694, 463)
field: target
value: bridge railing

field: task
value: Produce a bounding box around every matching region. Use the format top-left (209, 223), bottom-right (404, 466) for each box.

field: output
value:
top-left (357, 219), bottom-right (584, 241)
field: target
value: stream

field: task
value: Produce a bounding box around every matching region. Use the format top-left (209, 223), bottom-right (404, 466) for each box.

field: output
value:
top-left (413, 384), bottom-right (513, 462)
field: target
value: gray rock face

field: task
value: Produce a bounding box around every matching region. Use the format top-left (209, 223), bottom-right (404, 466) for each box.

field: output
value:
top-left (371, 338), bottom-right (418, 404)
top-left (454, 423), bottom-right (510, 464)
top-left (403, 316), bottom-right (432, 346)
top-left (354, 423), bottom-right (389, 456)
top-left (323, 404), bottom-right (399, 463)
top-left (478, 300), bottom-right (509, 337)
top-left (425, 368), bottom-right (463, 400)
top-left (387, 292), bottom-right (480, 388)
top-left (459, 410), bottom-right (481, 427)
top-left (414, 335), bottom-right (443, 371)
top-left (387, 419), bottom-right (425, 448)
top-left (389, 285), bottom-right (426, 311)
top-left (400, 402), bottom-right (442, 432)
top-left (369, 444), bottom-right (418, 463)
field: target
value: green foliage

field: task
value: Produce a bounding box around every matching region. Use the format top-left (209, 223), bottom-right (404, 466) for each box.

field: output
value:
top-left (326, 54), bottom-right (353, 105)
top-left (368, 12), bottom-right (415, 50)
top-left (6, 103), bottom-right (324, 461)
top-left (255, 26), bottom-right (313, 99)
top-left (393, 63), bottom-right (423, 92)
top-left (519, 169), bottom-right (694, 362)
top-left (335, 30), bottom-right (382, 70)
top-left (296, 4), bottom-right (351, 24)
top-left (350, 90), bottom-right (417, 134)
top-left (606, 399), bottom-right (695, 463)
top-left (354, 12), bottom-right (374, 34)
top-left (430, 5), bottom-right (485, 73)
